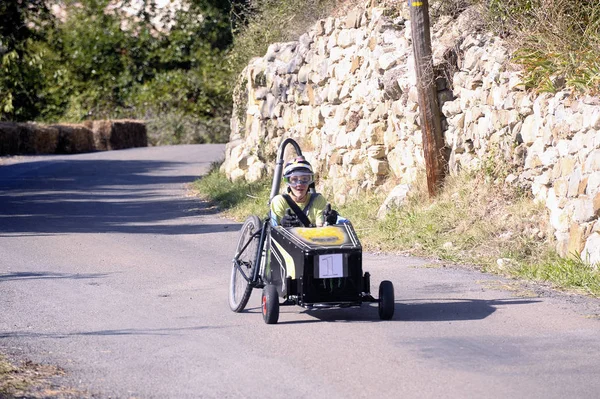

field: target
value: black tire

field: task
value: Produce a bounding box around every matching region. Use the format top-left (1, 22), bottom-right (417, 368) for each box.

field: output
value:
top-left (262, 284), bottom-right (279, 324)
top-left (378, 280), bottom-right (395, 320)
top-left (229, 215), bottom-right (262, 312)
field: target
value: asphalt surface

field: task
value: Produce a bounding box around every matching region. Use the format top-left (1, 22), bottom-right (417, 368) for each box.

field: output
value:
top-left (1, 144), bottom-right (600, 399)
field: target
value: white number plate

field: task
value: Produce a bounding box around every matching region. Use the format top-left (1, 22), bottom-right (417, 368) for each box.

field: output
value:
top-left (318, 253), bottom-right (344, 278)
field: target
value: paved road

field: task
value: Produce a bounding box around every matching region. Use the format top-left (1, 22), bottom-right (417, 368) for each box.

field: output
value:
top-left (1, 145), bottom-right (600, 399)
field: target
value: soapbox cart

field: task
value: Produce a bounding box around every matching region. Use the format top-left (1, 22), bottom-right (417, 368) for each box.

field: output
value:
top-left (228, 139), bottom-right (395, 324)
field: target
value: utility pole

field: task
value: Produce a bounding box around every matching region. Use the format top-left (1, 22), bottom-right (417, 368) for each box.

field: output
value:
top-left (409, 0), bottom-right (445, 197)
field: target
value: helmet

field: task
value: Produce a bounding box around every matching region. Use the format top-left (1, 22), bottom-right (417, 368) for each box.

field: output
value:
top-left (283, 156), bottom-right (314, 185)
top-left (283, 156), bottom-right (313, 177)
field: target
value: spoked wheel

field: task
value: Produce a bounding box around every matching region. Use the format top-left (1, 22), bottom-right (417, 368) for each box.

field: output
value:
top-left (229, 215), bottom-right (262, 312)
top-left (378, 280), bottom-right (395, 320)
top-left (262, 284), bottom-right (279, 324)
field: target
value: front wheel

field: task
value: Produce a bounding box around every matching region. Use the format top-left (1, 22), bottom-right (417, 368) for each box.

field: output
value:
top-left (378, 280), bottom-right (395, 320)
top-left (229, 215), bottom-right (262, 312)
top-left (262, 284), bottom-right (280, 324)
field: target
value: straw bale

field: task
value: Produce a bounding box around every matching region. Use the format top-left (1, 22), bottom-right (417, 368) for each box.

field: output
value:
top-left (90, 120), bottom-right (112, 151)
top-left (21, 123), bottom-right (59, 154)
top-left (110, 119), bottom-right (148, 150)
top-left (0, 122), bottom-right (22, 155)
top-left (52, 124), bottom-right (95, 154)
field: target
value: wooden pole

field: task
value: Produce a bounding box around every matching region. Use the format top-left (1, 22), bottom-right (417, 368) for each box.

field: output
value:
top-left (409, 0), bottom-right (445, 197)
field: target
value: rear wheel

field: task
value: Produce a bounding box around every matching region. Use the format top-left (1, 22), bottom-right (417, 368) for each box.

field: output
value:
top-left (262, 284), bottom-right (280, 324)
top-left (229, 215), bottom-right (262, 312)
top-left (378, 280), bottom-right (395, 320)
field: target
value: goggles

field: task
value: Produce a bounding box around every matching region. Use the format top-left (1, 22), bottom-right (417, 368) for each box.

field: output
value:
top-left (285, 174), bottom-right (313, 186)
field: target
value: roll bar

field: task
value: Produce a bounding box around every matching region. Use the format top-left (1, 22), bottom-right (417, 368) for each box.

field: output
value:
top-left (268, 138), bottom-right (303, 203)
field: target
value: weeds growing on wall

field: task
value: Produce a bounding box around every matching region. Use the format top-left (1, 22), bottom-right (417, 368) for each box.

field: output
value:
top-left (226, 0), bottom-right (340, 81)
top-left (485, 0), bottom-right (600, 94)
top-left (193, 163), bottom-right (600, 297)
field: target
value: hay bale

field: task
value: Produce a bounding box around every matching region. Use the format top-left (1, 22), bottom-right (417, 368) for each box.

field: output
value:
top-left (21, 123), bottom-right (59, 155)
top-left (90, 120), bottom-right (112, 151)
top-left (110, 119), bottom-right (147, 150)
top-left (0, 122), bottom-right (22, 155)
top-left (52, 124), bottom-right (95, 154)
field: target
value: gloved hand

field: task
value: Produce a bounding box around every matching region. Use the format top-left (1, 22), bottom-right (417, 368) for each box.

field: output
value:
top-left (324, 204), bottom-right (338, 225)
top-left (281, 208), bottom-right (302, 228)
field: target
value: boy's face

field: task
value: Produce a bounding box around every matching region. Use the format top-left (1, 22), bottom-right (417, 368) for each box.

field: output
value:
top-left (287, 174), bottom-right (312, 198)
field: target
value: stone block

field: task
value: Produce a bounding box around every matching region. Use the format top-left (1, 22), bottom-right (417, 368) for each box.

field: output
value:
top-left (327, 78), bottom-right (341, 103)
top-left (337, 29), bottom-right (356, 48)
top-left (581, 232), bottom-right (600, 267)
top-left (377, 184), bottom-right (411, 219)
top-left (556, 157), bottom-right (576, 177)
top-left (246, 159), bottom-right (266, 182)
top-left (587, 172), bottom-right (600, 195)
top-left (578, 176), bottom-right (589, 195)
top-left (350, 55), bottom-right (362, 74)
top-left (572, 197), bottom-right (597, 223)
top-left (442, 100), bottom-right (461, 117)
top-left (384, 127), bottom-right (399, 151)
top-left (365, 122), bottom-right (386, 145)
top-left (550, 205), bottom-right (569, 232)
top-left (345, 9), bottom-right (362, 28)
top-left (585, 149), bottom-right (600, 171)
top-left (520, 114), bottom-right (540, 145)
top-left (367, 145), bottom-right (385, 159)
top-left (540, 147), bottom-right (559, 167)
top-left (555, 232), bottom-right (570, 257)
top-left (525, 154), bottom-right (542, 170)
top-left (386, 147), bottom-right (405, 178)
top-left (369, 158), bottom-right (389, 175)
top-left (298, 65), bottom-right (311, 84)
top-left (378, 52), bottom-right (399, 71)
top-left (342, 149), bottom-right (360, 165)
top-left (350, 164), bottom-right (366, 180)
top-left (567, 223), bottom-right (586, 255)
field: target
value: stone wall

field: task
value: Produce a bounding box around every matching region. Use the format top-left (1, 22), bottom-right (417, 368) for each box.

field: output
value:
top-left (221, 3), bottom-right (600, 264)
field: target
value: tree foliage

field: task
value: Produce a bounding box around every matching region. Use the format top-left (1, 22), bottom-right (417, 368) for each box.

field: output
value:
top-left (0, 0), bottom-right (239, 143)
top-left (0, 0), bottom-right (55, 120)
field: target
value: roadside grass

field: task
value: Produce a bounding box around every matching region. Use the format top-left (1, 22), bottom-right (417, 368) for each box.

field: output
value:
top-left (193, 163), bottom-right (272, 221)
top-left (193, 164), bottom-right (600, 297)
top-left (0, 354), bottom-right (83, 398)
top-left (0, 356), bottom-right (28, 397)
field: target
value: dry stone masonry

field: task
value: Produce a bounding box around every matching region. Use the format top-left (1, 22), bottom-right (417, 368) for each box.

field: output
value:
top-left (222, 3), bottom-right (600, 265)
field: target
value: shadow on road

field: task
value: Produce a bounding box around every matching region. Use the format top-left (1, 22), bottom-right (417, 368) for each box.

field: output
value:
top-left (0, 326), bottom-right (225, 340)
top-left (0, 159), bottom-right (238, 235)
top-left (263, 297), bottom-right (542, 324)
top-left (0, 271), bottom-right (110, 283)
top-left (394, 298), bottom-right (539, 322)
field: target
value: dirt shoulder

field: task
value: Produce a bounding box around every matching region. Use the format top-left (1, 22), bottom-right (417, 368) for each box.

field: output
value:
top-left (0, 353), bottom-right (94, 399)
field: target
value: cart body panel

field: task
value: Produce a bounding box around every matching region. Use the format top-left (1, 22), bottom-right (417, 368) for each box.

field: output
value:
top-left (266, 223), bottom-right (365, 306)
